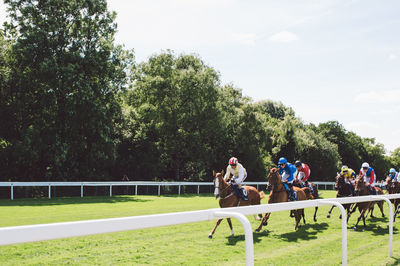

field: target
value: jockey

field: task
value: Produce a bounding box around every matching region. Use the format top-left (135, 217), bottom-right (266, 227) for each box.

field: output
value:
top-left (224, 157), bottom-right (248, 200)
top-left (359, 162), bottom-right (377, 195)
top-left (388, 168), bottom-right (399, 182)
top-left (277, 157), bottom-right (297, 201)
top-left (340, 165), bottom-right (356, 195)
top-left (294, 160), bottom-right (313, 194)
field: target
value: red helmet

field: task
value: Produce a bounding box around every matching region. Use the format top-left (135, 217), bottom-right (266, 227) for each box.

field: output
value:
top-left (229, 157), bottom-right (238, 165)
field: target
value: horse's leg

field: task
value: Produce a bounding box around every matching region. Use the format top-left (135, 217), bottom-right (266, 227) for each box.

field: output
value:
top-left (327, 205), bottom-right (335, 218)
top-left (255, 213), bottom-right (270, 232)
top-left (253, 214), bottom-right (262, 221)
top-left (227, 218), bottom-right (234, 236)
top-left (378, 201), bottom-right (385, 217)
top-left (354, 209), bottom-right (367, 230)
top-left (368, 203), bottom-right (375, 218)
top-left (313, 207), bottom-right (318, 222)
top-left (294, 210), bottom-right (301, 230)
top-left (302, 209), bottom-right (306, 224)
top-left (208, 218), bottom-right (223, 238)
top-left (350, 203), bottom-right (358, 214)
top-left (394, 203), bottom-right (400, 222)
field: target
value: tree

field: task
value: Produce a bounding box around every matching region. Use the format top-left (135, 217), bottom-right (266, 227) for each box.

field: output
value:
top-left (122, 51), bottom-right (223, 181)
top-left (1, 0), bottom-right (133, 181)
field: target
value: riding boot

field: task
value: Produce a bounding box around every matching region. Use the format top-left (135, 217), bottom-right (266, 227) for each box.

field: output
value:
top-left (241, 188), bottom-right (248, 200)
top-left (283, 182), bottom-right (292, 201)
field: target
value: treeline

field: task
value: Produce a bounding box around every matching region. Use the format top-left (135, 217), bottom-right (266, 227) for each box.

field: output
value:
top-left (0, 0), bottom-right (399, 183)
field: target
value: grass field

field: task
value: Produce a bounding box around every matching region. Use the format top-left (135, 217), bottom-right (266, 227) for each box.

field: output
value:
top-left (0, 191), bottom-right (399, 265)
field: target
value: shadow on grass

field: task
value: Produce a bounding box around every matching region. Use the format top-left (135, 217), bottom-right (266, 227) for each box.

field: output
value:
top-left (275, 222), bottom-right (330, 242)
top-left (225, 230), bottom-right (270, 246)
top-left (386, 256), bottom-right (400, 266)
top-left (0, 196), bottom-right (152, 207)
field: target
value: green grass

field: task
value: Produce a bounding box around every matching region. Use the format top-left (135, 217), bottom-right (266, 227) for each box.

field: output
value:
top-left (0, 191), bottom-right (399, 265)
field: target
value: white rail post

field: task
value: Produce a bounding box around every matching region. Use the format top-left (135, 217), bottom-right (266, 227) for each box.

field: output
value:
top-left (48, 185), bottom-right (51, 199)
top-left (197, 185), bottom-right (199, 194)
top-left (158, 185), bottom-right (160, 196)
top-left (372, 196), bottom-right (393, 257)
top-left (11, 184), bottom-right (14, 200)
top-left (135, 185), bottom-right (138, 195)
top-left (213, 211), bottom-right (254, 266)
top-left (110, 185), bottom-right (112, 197)
top-left (178, 185), bottom-right (181, 195)
top-left (81, 185), bottom-right (83, 198)
top-left (318, 200), bottom-right (347, 266)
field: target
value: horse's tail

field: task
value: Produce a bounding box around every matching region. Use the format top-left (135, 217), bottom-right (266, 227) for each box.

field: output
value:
top-left (259, 191), bottom-right (266, 199)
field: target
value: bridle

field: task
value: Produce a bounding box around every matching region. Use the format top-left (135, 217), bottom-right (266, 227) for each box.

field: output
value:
top-left (335, 175), bottom-right (352, 197)
top-left (213, 174), bottom-right (234, 200)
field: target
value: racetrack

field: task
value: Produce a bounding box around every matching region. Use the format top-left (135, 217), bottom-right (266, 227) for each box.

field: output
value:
top-left (0, 191), bottom-right (399, 265)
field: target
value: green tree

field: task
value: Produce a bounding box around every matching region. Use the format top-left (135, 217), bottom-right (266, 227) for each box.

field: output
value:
top-left (123, 51), bottom-right (223, 181)
top-left (1, 0), bottom-right (133, 181)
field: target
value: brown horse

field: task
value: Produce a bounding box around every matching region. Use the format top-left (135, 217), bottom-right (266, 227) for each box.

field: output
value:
top-left (326, 173), bottom-right (354, 222)
top-left (353, 177), bottom-right (385, 230)
top-left (292, 178), bottom-right (319, 221)
top-left (208, 170), bottom-right (265, 238)
top-left (255, 168), bottom-right (308, 232)
top-left (386, 177), bottom-right (400, 221)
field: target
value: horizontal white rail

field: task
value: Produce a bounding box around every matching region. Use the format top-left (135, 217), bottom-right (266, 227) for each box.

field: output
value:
top-left (0, 181), bottom-right (335, 200)
top-left (1, 194), bottom-right (399, 265)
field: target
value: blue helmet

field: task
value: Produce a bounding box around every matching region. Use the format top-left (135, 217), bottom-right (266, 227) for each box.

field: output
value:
top-left (390, 168), bottom-right (396, 174)
top-left (278, 157), bottom-right (287, 165)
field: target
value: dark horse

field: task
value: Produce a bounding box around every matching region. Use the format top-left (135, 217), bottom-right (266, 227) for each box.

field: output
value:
top-left (255, 168), bottom-right (309, 232)
top-left (292, 178), bottom-right (319, 221)
top-left (353, 177), bottom-right (385, 230)
top-left (386, 177), bottom-right (400, 221)
top-left (326, 173), bottom-right (354, 222)
top-left (208, 170), bottom-right (265, 238)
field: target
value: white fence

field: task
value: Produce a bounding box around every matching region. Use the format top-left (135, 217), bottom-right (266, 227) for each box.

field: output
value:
top-left (0, 181), bottom-right (335, 200)
top-left (1, 194), bottom-right (400, 266)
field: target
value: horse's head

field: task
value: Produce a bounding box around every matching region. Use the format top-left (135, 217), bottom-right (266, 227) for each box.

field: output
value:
top-left (335, 173), bottom-right (345, 190)
top-left (212, 170), bottom-right (225, 199)
top-left (354, 176), bottom-right (366, 195)
top-left (386, 177), bottom-right (393, 191)
top-left (267, 167), bottom-right (281, 186)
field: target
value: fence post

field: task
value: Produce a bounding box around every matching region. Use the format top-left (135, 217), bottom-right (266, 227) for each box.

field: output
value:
top-left (318, 200), bottom-right (347, 266)
top-left (11, 184), bottom-right (13, 200)
top-left (110, 185), bottom-right (112, 197)
top-left (197, 185), bottom-right (199, 194)
top-left (158, 185), bottom-right (160, 196)
top-left (178, 185), bottom-right (181, 195)
top-left (373, 196), bottom-right (393, 257)
top-left (135, 185), bottom-right (138, 195)
top-left (81, 185), bottom-right (84, 198)
top-left (48, 185), bottom-right (51, 199)
top-left (214, 211), bottom-right (254, 266)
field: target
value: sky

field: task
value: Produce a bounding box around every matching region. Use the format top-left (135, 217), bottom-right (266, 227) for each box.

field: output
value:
top-left (1, 0), bottom-right (400, 153)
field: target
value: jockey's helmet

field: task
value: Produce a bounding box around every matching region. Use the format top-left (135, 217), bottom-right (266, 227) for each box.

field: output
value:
top-left (294, 160), bottom-right (302, 167)
top-left (278, 157), bottom-right (287, 165)
top-left (229, 157), bottom-right (238, 165)
top-left (390, 168), bottom-right (396, 174)
top-left (362, 162), bottom-right (369, 169)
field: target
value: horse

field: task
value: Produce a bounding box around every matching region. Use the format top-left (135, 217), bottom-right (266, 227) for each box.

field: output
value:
top-left (292, 178), bottom-right (319, 221)
top-left (386, 177), bottom-right (400, 221)
top-left (326, 173), bottom-right (354, 222)
top-left (255, 167), bottom-right (308, 232)
top-left (208, 170), bottom-right (265, 239)
top-left (352, 176), bottom-right (385, 230)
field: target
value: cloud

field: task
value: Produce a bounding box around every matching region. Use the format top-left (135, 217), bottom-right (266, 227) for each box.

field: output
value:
top-left (269, 31), bottom-right (298, 43)
top-left (355, 89), bottom-right (400, 104)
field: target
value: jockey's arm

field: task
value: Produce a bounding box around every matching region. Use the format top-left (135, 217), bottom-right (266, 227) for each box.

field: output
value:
top-left (224, 166), bottom-right (231, 181)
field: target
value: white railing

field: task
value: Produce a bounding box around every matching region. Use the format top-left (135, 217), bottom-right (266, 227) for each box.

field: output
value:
top-left (0, 181), bottom-right (335, 200)
top-left (1, 194), bottom-right (399, 266)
